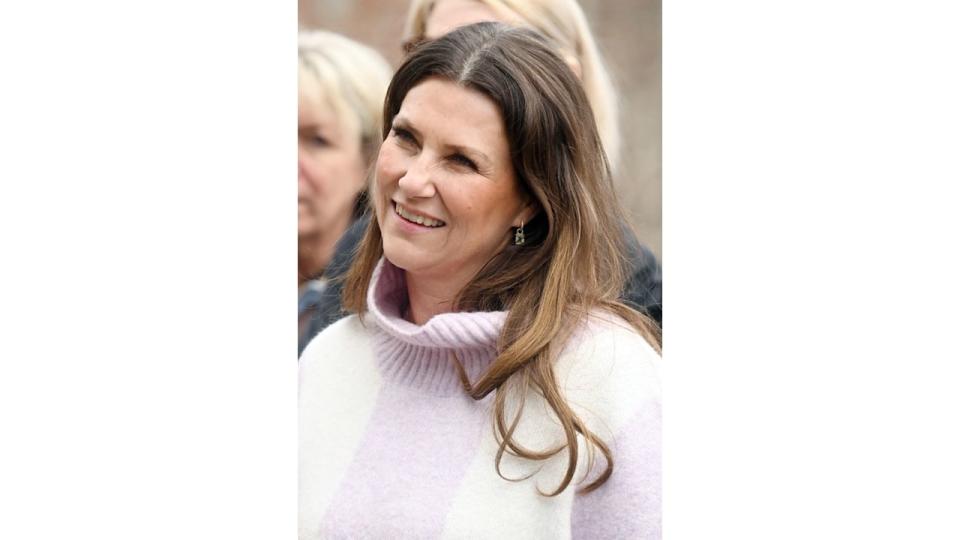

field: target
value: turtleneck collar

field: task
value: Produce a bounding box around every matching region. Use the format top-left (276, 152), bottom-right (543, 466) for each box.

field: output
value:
top-left (365, 258), bottom-right (506, 395)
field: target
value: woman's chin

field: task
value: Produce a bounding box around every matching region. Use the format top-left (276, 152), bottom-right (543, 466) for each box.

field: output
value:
top-left (381, 244), bottom-right (416, 272)
top-left (297, 225), bottom-right (315, 239)
top-left (297, 208), bottom-right (321, 236)
top-left (382, 239), bottom-right (433, 273)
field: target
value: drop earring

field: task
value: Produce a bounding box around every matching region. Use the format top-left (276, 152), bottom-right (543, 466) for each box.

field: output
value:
top-left (514, 220), bottom-right (525, 246)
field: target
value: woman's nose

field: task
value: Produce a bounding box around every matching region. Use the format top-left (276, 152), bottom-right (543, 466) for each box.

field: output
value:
top-left (297, 147), bottom-right (311, 180)
top-left (397, 156), bottom-right (437, 198)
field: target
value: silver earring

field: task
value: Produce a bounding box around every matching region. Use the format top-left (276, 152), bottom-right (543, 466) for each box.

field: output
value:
top-left (514, 220), bottom-right (525, 246)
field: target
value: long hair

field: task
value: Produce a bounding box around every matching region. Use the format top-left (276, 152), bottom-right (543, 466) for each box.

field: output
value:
top-left (403, 0), bottom-right (622, 171)
top-left (343, 22), bottom-right (660, 496)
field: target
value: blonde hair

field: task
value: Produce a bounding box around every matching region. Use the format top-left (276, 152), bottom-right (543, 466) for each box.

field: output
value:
top-left (298, 30), bottom-right (393, 161)
top-left (344, 23), bottom-right (659, 496)
top-left (403, 0), bottom-right (621, 170)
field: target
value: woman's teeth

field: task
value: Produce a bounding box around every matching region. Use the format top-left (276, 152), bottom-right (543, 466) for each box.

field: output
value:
top-left (395, 203), bottom-right (445, 227)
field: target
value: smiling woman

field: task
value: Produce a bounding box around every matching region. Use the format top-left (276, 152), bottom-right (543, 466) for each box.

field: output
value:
top-left (299, 22), bottom-right (661, 539)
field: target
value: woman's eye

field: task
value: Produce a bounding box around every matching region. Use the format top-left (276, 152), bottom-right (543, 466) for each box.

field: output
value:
top-left (450, 154), bottom-right (478, 171)
top-left (392, 127), bottom-right (416, 146)
top-left (299, 130), bottom-right (330, 148)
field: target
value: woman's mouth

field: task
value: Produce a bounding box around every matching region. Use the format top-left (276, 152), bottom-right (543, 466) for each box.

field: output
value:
top-left (394, 202), bottom-right (446, 228)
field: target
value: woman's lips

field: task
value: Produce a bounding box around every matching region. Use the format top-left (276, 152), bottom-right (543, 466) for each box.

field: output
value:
top-left (393, 202), bottom-right (446, 228)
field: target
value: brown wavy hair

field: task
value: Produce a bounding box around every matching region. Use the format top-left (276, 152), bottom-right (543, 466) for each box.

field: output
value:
top-left (342, 22), bottom-right (661, 496)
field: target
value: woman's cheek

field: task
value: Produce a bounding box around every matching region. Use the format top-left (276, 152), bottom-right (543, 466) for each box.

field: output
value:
top-left (371, 148), bottom-right (397, 219)
top-left (375, 145), bottom-right (406, 187)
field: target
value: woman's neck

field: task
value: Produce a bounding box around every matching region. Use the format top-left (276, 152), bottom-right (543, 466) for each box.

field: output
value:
top-left (297, 213), bottom-right (352, 286)
top-left (403, 272), bottom-right (463, 325)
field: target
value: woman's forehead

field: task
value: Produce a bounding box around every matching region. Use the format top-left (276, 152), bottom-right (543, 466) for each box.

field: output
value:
top-left (398, 79), bottom-right (509, 160)
top-left (299, 74), bottom-right (360, 138)
top-left (425, 0), bottom-right (511, 39)
top-left (400, 79), bottom-right (502, 129)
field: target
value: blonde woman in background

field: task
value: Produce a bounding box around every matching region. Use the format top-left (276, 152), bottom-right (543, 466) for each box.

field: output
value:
top-left (298, 30), bottom-right (393, 354)
top-left (404, 0), bottom-right (621, 170)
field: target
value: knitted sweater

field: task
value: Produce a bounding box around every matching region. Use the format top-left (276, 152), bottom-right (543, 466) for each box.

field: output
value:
top-left (299, 259), bottom-right (662, 539)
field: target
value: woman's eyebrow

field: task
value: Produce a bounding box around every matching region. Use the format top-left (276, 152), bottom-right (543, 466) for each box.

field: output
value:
top-left (298, 122), bottom-right (338, 141)
top-left (394, 115), bottom-right (493, 168)
top-left (392, 116), bottom-right (421, 138)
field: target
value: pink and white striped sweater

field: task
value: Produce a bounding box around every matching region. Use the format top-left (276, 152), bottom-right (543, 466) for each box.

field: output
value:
top-left (299, 259), bottom-right (661, 539)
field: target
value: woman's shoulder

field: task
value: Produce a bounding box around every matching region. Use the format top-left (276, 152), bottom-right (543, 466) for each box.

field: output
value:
top-left (559, 310), bottom-right (660, 377)
top-left (553, 310), bottom-right (661, 434)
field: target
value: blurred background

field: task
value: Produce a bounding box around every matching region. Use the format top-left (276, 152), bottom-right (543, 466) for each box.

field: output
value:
top-left (299, 0), bottom-right (661, 258)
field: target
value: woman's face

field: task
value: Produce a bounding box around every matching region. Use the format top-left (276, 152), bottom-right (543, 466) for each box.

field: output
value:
top-left (298, 83), bottom-right (367, 239)
top-left (424, 0), bottom-right (505, 39)
top-left (374, 77), bottom-right (530, 287)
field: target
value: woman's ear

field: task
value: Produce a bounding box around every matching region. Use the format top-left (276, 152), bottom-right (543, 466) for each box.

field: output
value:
top-left (513, 198), bottom-right (541, 228)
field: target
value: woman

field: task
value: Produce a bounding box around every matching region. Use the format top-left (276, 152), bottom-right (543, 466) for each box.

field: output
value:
top-left (300, 23), bottom-right (661, 538)
top-left (309, 0), bottom-right (662, 341)
top-left (297, 30), bottom-right (392, 353)
top-left (404, 0), bottom-right (663, 324)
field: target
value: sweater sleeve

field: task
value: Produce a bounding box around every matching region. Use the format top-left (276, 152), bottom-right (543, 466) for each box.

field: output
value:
top-left (559, 317), bottom-right (662, 539)
top-left (570, 397), bottom-right (661, 539)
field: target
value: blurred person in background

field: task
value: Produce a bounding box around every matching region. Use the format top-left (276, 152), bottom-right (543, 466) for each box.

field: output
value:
top-left (305, 0), bottom-right (662, 347)
top-left (298, 30), bottom-right (392, 354)
top-left (405, 0), bottom-right (622, 171)
top-left (300, 23), bottom-right (661, 538)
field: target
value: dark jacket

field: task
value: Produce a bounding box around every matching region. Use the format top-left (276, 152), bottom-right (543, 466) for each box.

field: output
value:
top-left (297, 217), bottom-right (366, 355)
top-left (298, 215), bottom-right (662, 356)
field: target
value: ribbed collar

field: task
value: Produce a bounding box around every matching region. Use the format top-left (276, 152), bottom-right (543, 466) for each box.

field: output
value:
top-left (366, 258), bottom-right (506, 395)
